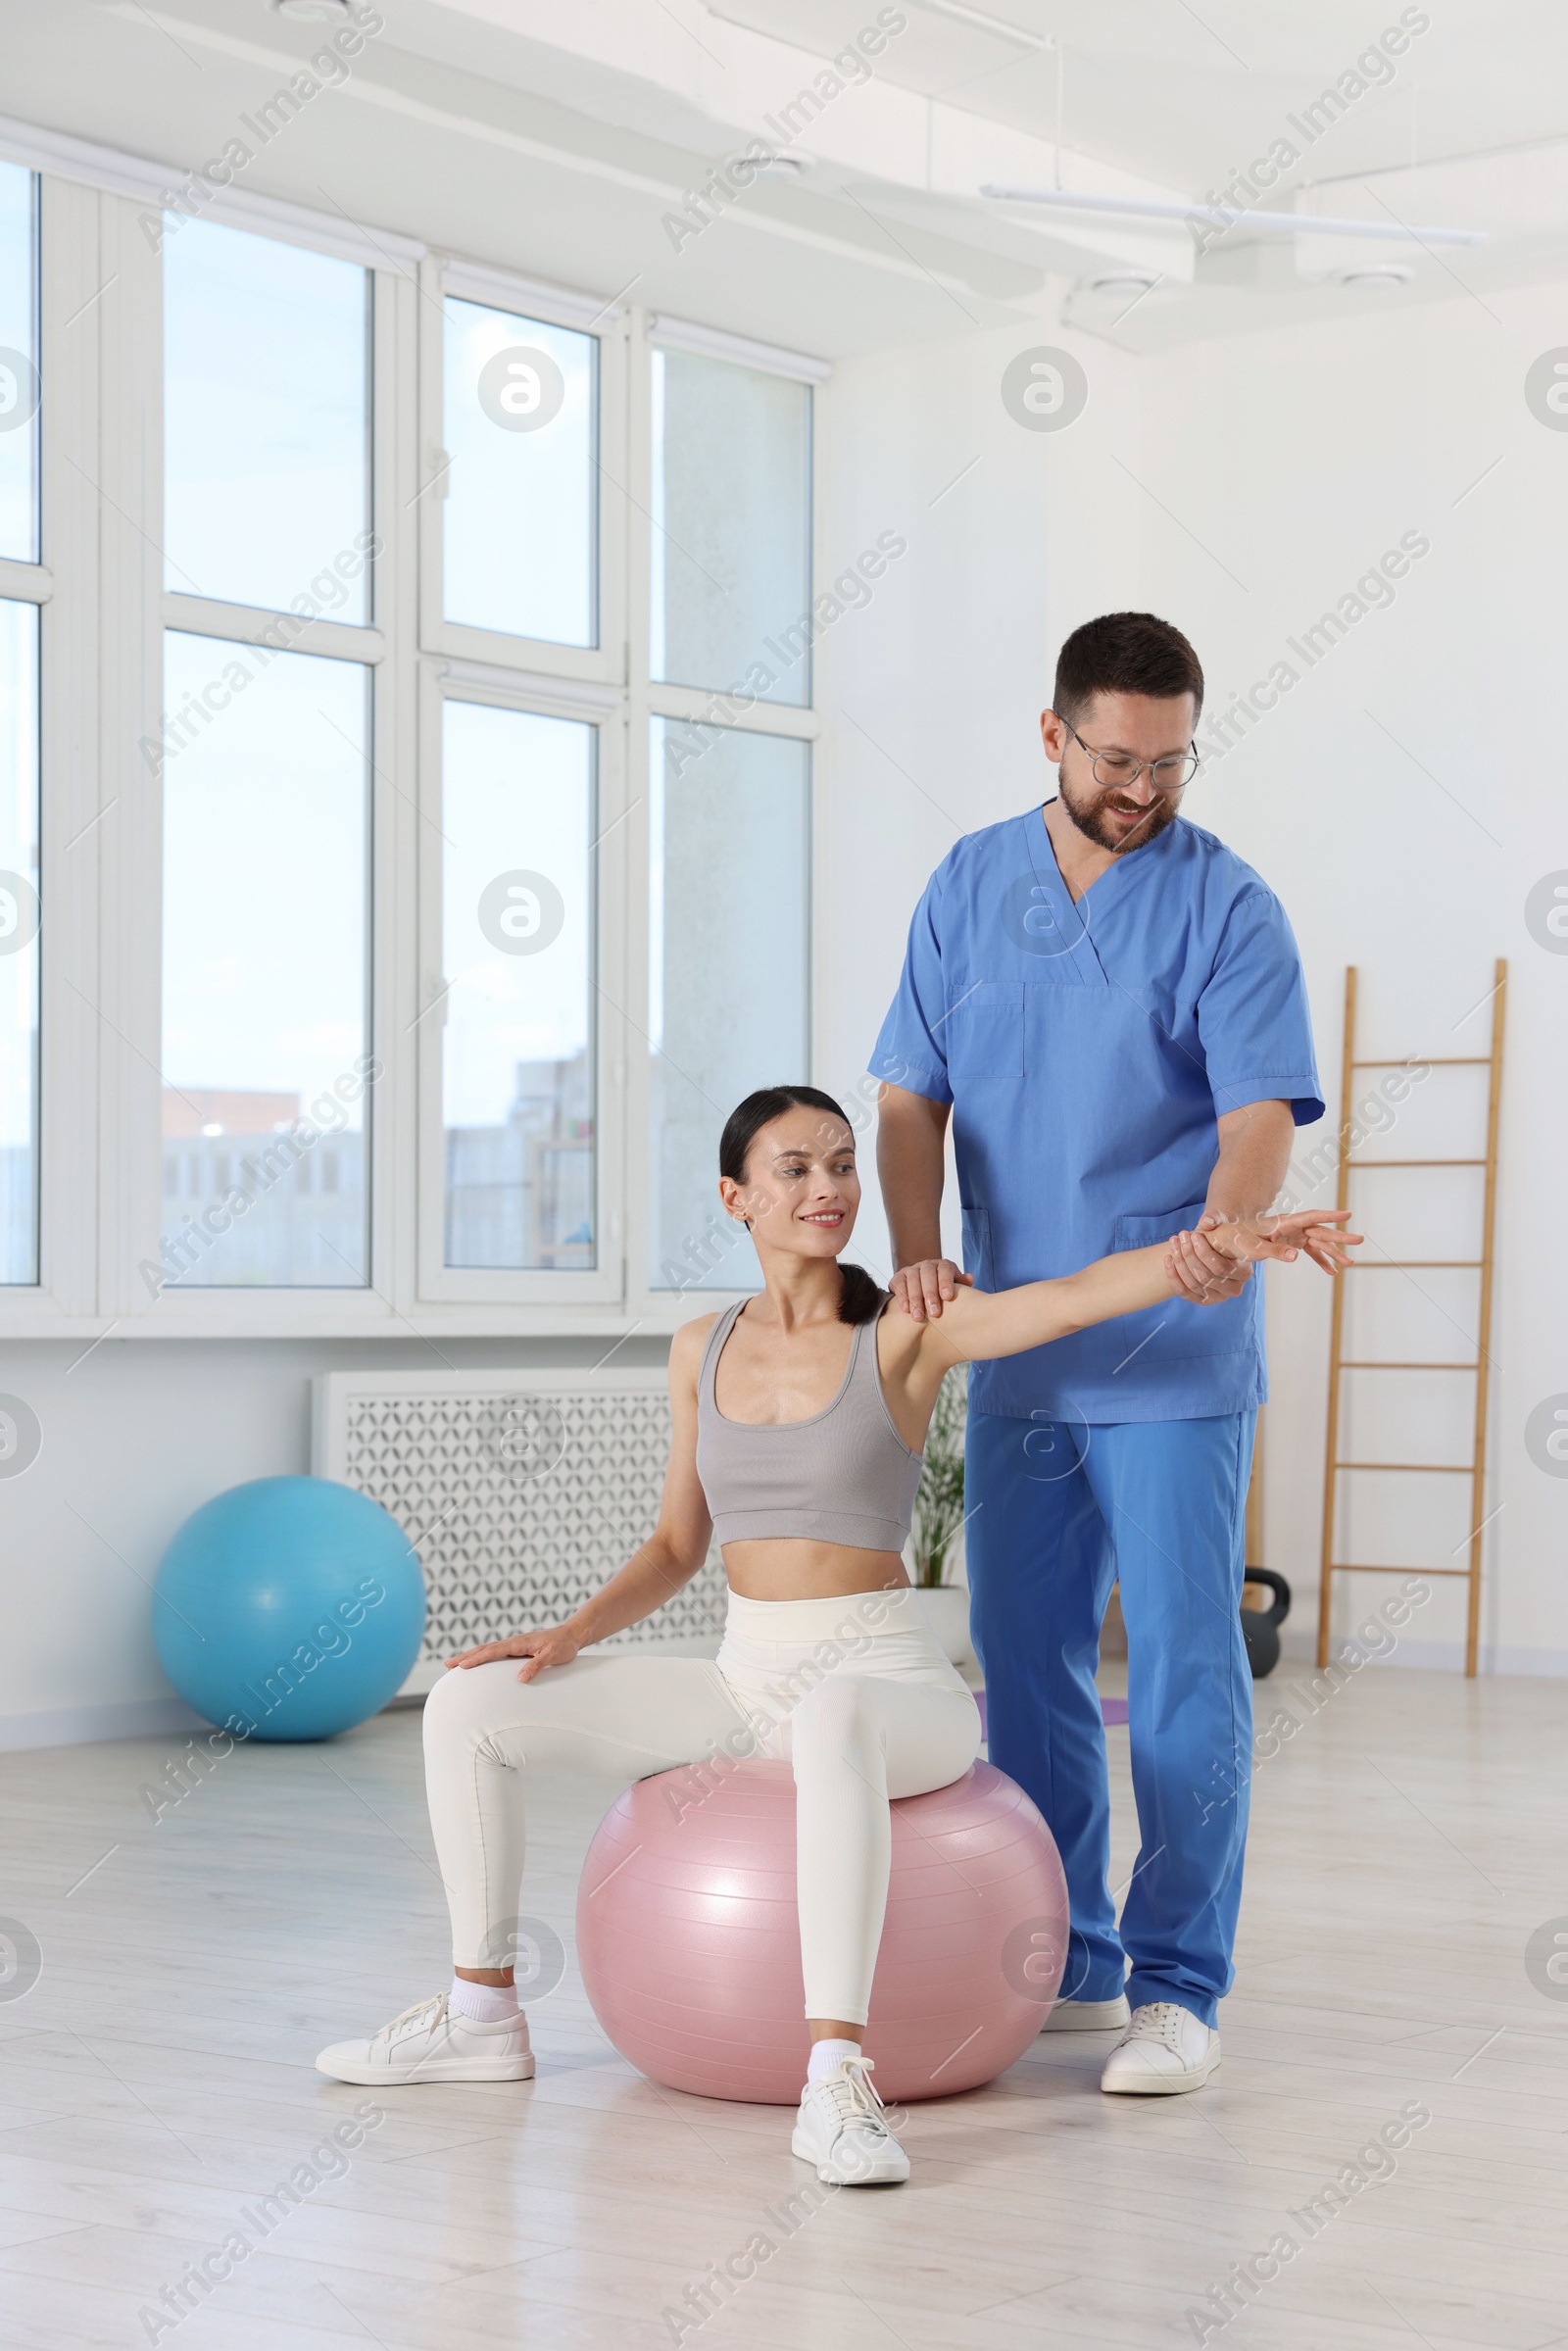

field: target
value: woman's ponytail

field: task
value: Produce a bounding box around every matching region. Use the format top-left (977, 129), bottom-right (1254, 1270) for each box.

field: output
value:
top-left (836, 1262), bottom-right (887, 1327)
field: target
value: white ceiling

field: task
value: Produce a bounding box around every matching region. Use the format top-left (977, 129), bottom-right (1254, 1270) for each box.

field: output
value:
top-left (369, 0), bottom-right (1568, 345)
top-left (709, 0), bottom-right (1568, 199)
top-left (0, 0), bottom-right (1564, 358)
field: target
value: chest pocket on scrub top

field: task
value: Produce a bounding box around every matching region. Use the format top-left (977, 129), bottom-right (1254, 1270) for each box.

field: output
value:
top-left (945, 981), bottom-right (1024, 1079)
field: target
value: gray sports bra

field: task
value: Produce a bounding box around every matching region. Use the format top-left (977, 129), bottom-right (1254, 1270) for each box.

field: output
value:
top-left (695, 1298), bottom-right (924, 1553)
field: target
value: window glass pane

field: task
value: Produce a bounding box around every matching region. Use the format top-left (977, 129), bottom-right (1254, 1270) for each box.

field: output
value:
top-left (650, 719), bottom-right (808, 1292)
top-left (651, 349), bottom-right (810, 707)
top-left (443, 298), bottom-right (596, 648)
top-left (442, 700), bottom-right (595, 1270)
top-left (165, 220), bottom-right (369, 619)
top-left (0, 600), bottom-right (39, 1284)
top-left (0, 163), bottom-right (39, 564)
top-left (160, 633), bottom-right (369, 1288)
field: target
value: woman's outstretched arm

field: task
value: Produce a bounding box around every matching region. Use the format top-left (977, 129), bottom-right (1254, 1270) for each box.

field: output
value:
top-left (919, 1209), bottom-right (1360, 1369)
top-left (448, 1318), bottom-right (715, 1677)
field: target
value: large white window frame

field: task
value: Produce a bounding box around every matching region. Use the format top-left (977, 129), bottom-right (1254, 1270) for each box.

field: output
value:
top-left (629, 320), bottom-right (824, 1311)
top-left (415, 659), bottom-right (627, 1310)
top-left (125, 201), bottom-right (407, 1341)
top-left (0, 121), bottom-right (827, 1341)
top-left (1, 170), bottom-right (104, 1333)
top-left (417, 256), bottom-right (626, 690)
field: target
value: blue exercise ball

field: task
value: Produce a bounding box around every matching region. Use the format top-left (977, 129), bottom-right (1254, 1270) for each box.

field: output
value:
top-left (154, 1476), bottom-right (426, 1742)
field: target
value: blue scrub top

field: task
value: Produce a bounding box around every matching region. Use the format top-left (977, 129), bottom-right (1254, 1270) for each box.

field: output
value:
top-left (870, 806), bottom-right (1324, 1424)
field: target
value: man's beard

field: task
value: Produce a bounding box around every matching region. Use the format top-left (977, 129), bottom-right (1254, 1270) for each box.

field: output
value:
top-left (1057, 764), bottom-right (1181, 855)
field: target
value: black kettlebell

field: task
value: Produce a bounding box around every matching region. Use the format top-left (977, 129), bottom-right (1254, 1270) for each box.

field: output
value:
top-left (1240, 1569), bottom-right (1291, 1680)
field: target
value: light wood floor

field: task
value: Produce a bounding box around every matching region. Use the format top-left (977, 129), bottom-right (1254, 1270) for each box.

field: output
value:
top-left (1, 1666), bottom-right (1564, 2350)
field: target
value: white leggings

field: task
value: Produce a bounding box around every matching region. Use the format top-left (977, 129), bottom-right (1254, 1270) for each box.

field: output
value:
top-left (422, 1587), bottom-right (981, 2026)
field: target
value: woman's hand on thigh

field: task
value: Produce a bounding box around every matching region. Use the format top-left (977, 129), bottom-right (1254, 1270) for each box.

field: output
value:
top-left (447, 1625), bottom-right (582, 1681)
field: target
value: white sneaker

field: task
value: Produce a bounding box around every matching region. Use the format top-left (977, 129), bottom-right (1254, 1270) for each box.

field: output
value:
top-left (791, 2057), bottom-right (909, 2185)
top-left (1041, 1993), bottom-right (1131, 2033)
top-left (1100, 2002), bottom-right (1219, 2095)
top-left (316, 1992), bottom-right (535, 2086)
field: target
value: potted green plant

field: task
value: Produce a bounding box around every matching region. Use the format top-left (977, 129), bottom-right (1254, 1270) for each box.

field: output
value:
top-left (909, 1365), bottom-right (974, 1668)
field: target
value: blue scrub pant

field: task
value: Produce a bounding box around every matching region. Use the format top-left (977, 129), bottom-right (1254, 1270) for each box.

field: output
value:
top-left (965, 1409), bottom-right (1256, 2030)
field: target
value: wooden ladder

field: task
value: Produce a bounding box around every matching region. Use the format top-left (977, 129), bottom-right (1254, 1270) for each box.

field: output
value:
top-left (1316, 959), bottom-right (1506, 1678)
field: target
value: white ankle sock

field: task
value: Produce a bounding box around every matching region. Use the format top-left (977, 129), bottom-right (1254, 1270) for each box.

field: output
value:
top-left (807, 2037), bottom-right (862, 2085)
top-left (450, 1977), bottom-right (518, 2023)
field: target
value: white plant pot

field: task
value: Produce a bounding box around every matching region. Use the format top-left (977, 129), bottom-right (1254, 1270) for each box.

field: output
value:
top-left (911, 1584), bottom-right (975, 1670)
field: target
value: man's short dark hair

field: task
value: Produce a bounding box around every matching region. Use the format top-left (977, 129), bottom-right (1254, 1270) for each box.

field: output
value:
top-left (1053, 612), bottom-right (1204, 725)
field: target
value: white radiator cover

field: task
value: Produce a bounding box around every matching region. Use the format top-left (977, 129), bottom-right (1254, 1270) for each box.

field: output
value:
top-left (311, 1368), bottom-right (728, 1693)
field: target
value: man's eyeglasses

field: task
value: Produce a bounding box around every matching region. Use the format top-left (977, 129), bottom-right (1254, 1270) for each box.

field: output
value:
top-left (1062, 719), bottom-right (1200, 794)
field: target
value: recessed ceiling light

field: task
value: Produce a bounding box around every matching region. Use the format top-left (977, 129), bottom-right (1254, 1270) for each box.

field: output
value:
top-left (751, 154), bottom-right (810, 180)
top-left (1087, 271), bottom-right (1158, 296)
top-left (269, 0), bottom-right (353, 23)
top-left (909, 0), bottom-right (1051, 44)
top-left (1339, 264), bottom-right (1415, 287)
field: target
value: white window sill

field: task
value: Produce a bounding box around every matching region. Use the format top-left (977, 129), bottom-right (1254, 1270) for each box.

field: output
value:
top-left (0, 1292), bottom-right (753, 1344)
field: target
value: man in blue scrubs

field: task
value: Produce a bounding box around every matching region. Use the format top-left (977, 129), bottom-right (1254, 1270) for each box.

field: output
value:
top-left (872, 612), bottom-right (1322, 2095)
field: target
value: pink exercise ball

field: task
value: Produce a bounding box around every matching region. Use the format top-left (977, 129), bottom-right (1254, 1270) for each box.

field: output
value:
top-left (576, 1757), bottom-right (1068, 2105)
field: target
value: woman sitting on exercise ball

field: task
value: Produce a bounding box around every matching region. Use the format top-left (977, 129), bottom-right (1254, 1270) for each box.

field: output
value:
top-left (318, 1085), bottom-right (1356, 2184)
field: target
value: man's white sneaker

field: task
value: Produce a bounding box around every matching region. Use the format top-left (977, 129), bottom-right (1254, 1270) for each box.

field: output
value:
top-left (791, 2057), bottom-right (909, 2185)
top-left (1041, 1993), bottom-right (1131, 2033)
top-left (1100, 2002), bottom-right (1219, 2094)
top-left (316, 1992), bottom-right (535, 2086)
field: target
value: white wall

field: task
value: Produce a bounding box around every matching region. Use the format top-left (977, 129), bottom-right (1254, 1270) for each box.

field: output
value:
top-left (0, 1334), bottom-right (672, 1749)
top-left (819, 284), bottom-right (1568, 1676)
